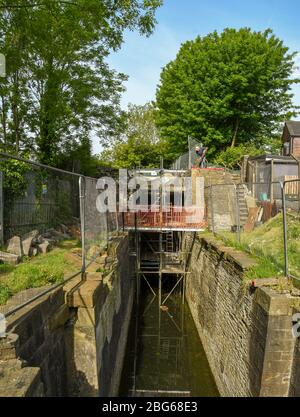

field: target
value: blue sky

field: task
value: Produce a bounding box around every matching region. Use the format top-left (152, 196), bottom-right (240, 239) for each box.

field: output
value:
top-left (93, 0), bottom-right (300, 152)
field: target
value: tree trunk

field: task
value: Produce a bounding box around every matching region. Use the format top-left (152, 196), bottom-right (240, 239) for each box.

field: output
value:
top-left (231, 117), bottom-right (240, 148)
top-left (0, 95), bottom-right (7, 149)
top-left (39, 73), bottom-right (58, 165)
top-left (12, 71), bottom-right (21, 153)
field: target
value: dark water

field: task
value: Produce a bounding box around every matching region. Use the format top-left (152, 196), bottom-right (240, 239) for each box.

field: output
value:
top-left (119, 279), bottom-right (219, 397)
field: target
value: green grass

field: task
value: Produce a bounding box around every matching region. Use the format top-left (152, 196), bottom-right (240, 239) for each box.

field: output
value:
top-left (0, 264), bottom-right (15, 274)
top-left (0, 283), bottom-right (12, 305)
top-left (245, 256), bottom-right (283, 280)
top-left (211, 212), bottom-right (300, 281)
top-left (0, 240), bottom-right (80, 305)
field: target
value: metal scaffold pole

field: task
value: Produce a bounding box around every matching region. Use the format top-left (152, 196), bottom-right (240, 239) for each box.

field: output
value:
top-left (281, 182), bottom-right (289, 279)
top-left (79, 176), bottom-right (86, 280)
top-left (133, 211), bottom-right (141, 395)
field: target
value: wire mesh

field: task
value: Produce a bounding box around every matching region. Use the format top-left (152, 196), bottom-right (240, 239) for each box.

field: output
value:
top-left (170, 137), bottom-right (205, 170)
top-left (0, 156), bottom-right (82, 315)
top-left (83, 177), bottom-right (108, 268)
top-left (283, 179), bottom-right (300, 283)
top-left (207, 180), bottom-right (286, 277)
top-left (0, 154), bottom-right (123, 316)
top-left (171, 152), bottom-right (190, 170)
top-left (188, 136), bottom-right (204, 169)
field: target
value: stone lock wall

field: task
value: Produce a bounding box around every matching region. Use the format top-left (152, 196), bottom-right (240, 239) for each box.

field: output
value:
top-left (192, 169), bottom-right (238, 231)
top-left (0, 234), bottom-right (133, 397)
top-left (1, 286), bottom-right (71, 397)
top-left (67, 235), bottom-right (134, 397)
top-left (290, 306), bottom-right (300, 396)
top-left (184, 234), bottom-right (300, 397)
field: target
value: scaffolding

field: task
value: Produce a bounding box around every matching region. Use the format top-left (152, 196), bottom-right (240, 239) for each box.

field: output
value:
top-left (126, 162), bottom-right (202, 396)
top-left (129, 227), bottom-right (195, 396)
top-left (124, 167), bottom-right (207, 232)
top-left (130, 198), bottom-right (196, 394)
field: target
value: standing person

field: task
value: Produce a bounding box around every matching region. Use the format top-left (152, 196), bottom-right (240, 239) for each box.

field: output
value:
top-left (195, 145), bottom-right (208, 168)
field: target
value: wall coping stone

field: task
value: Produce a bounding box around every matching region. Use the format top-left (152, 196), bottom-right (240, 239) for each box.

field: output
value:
top-left (255, 286), bottom-right (299, 316)
top-left (0, 359), bottom-right (43, 397)
top-left (198, 235), bottom-right (258, 271)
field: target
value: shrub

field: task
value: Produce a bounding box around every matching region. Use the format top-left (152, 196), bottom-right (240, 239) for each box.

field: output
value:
top-left (214, 145), bottom-right (262, 170)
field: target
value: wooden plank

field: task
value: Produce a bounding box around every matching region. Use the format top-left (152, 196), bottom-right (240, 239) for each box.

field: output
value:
top-left (244, 207), bottom-right (260, 233)
top-left (257, 207), bottom-right (264, 223)
top-left (284, 175), bottom-right (299, 195)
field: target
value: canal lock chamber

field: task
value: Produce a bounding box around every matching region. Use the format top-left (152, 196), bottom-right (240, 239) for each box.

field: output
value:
top-left (119, 231), bottom-right (219, 397)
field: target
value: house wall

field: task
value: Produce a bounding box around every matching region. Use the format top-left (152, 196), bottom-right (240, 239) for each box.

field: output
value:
top-left (292, 137), bottom-right (300, 157)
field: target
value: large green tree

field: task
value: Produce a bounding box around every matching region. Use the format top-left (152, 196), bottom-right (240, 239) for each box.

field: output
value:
top-left (0, 0), bottom-right (162, 169)
top-left (100, 102), bottom-right (161, 168)
top-left (155, 28), bottom-right (299, 162)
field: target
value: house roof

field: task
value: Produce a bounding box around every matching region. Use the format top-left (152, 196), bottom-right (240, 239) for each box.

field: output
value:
top-left (285, 121), bottom-right (300, 137)
top-left (248, 154), bottom-right (297, 164)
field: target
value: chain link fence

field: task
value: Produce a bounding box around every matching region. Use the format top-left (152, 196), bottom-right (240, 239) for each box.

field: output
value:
top-left (171, 137), bottom-right (203, 170)
top-left (206, 179), bottom-right (300, 284)
top-left (282, 178), bottom-right (300, 282)
top-left (0, 154), bottom-right (121, 316)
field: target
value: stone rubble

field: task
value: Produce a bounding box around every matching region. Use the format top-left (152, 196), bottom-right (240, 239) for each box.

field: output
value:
top-left (7, 236), bottom-right (23, 257)
top-left (0, 251), bottom-right (20, 265)
top-left (0, 221), bottom-right (80, 265)
top-left (22, 230), bottom-right (39, 256)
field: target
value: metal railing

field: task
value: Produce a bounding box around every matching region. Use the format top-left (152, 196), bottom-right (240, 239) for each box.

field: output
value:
top-left (0, 153), bottom-right (121, 317)
top-left (123, 206), bottom-right (207, 231)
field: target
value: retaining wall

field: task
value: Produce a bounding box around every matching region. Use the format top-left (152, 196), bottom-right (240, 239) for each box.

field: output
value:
top-left (184, 234), bottom-right (300, 397)
top-left (0, 234), bottom-right (133, 397)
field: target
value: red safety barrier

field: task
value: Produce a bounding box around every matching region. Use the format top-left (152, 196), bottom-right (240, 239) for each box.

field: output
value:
top-left (123, 206), bottom-right (207, 230)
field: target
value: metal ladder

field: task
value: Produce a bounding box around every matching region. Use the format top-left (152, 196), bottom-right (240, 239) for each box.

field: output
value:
top-left (165, 231), bottom-right (174, 253)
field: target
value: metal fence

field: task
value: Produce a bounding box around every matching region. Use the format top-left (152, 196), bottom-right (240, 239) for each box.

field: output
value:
top-left (206, 179), bottom-right (300, 283)
top-left (0, 153), bottom-right (121, 317)
top-left (171, 136), bottom-right (203, 170)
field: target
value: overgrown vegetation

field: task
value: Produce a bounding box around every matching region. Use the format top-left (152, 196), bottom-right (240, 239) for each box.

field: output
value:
top-left (245, 257), bottom-right (283, 280)
top-left (0, 240), bottom-right (80, 306)
top-left (0, 1), bottom-right (162, 172)
top-left (0, 157), bottom-right (29, 200)
top-left (214, 145), bottom-right (264, 170)
top-left (215, 213), bottom-right (300, 281)
top-left (100, 103), bottom-right (162, 169)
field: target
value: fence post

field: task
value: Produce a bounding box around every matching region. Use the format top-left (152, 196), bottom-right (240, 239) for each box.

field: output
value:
top-left (0, 172), bottom-right (3, 246)
top-left (298, 159), bottom-right (300, 213)
top-left (281, 181), bottom-right (289, 278)
top-left (270, 159), bottom-right (274, 202)
top-left (115, 208), bottom-right (119, 236)
top-left (106, 210), bottom-right (109, 248)
top-left (79, 176), bottom-right (86, 280)
top-left (188, 136), bottom-right (192, 170)
top-left (235, 185), bottom-right (241, 243)
top-left (210, 186), bottom-right (215, 234)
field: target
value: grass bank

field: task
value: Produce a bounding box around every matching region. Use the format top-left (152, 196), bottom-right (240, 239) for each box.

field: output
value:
top-left (0, 240), bottom-right (80, 305)
top-left (208, 212), bottom-right (300, 283)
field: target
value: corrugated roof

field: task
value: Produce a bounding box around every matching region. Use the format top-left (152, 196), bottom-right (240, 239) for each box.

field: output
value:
top-left (248, 154), bottom-right (297, 164)
top-left (285, 121), bottom-right (300, 137)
